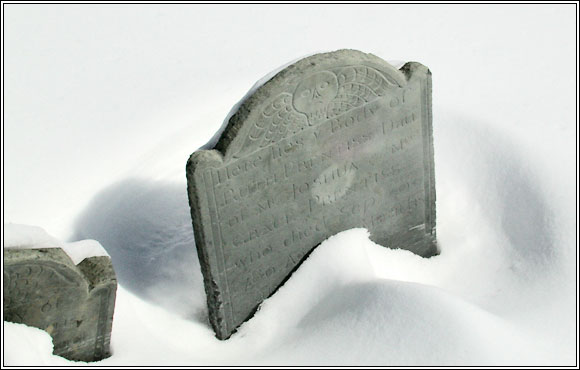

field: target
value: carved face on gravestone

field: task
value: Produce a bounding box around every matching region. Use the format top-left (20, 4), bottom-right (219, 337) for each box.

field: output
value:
top-left (292, 71), bottom-right (339, 119)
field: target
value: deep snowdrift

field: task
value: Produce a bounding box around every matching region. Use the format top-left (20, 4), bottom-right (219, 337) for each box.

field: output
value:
top-left (4, 108), bottom-right (576, 365)
top-left (3, 4), bottom-right (576, 366)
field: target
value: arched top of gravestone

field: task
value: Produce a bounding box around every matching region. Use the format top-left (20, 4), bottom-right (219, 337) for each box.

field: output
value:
top-left (204, 49), bottom-right (411, 163)
top-left (4, 248), bottom-right (89, 290)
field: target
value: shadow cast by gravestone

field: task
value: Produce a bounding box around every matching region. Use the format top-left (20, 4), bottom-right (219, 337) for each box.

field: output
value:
top-left (436, 114), bottom-right (556, 271)
top-left (71, 179), bottom-right (208, 324)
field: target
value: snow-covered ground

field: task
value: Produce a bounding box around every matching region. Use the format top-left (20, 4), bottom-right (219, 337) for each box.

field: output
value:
top-left (3, 4), bottom-right (577, 366)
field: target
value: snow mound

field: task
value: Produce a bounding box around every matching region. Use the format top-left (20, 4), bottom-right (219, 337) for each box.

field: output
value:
top-left (3, 223), bottom-right (63, 249)
top-left (62, 239), bottom-right (110, 265)
top-left (4, 223), bottom-right (109, 265)
top-left (4, 110), bottom-right (575, 366)
top-left (3, 323), bottom-right (69, 366)
top-left (50, 110), bottom-right (574, 366)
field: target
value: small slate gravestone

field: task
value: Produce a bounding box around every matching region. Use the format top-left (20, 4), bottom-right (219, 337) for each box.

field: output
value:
top-left (187, 49), bottom-right (437, 340)
top-left (4, 236), bottom-right (117, 362)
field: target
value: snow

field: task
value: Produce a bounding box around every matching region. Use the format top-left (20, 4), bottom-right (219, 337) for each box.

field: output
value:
top-left (61, 240), bottom-right (110, 265)
top-left (3, 323), bottom-right (69, 366)
top-left (3, 224), bottom-right (109, 265)
top-left (2, 4), bottom-right (577, 366)
top-left (3, 224), bottom-right (63, 249)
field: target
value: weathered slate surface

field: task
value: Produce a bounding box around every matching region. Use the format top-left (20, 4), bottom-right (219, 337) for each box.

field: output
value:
top-left (3, 248), bottom-right (117, 362)
top-left (186, 49), bottom-right (437, 340)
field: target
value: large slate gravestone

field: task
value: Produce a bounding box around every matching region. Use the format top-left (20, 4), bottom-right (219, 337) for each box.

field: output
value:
top-left (187, 49), bottom-right (437, 339)
top-left (4, 245), bottom-right (117, 362)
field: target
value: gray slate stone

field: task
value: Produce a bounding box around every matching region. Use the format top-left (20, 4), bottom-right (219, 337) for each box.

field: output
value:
top-left (3, 248), bottom-right (117, 362)
top-left (186, 49), bottom-right (437, 340)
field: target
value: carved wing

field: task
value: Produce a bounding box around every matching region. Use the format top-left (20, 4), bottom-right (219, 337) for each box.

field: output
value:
top-left (327, 66), bottom-right (397, 118)
top-left (233, 93), bottom-right (308, 158)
